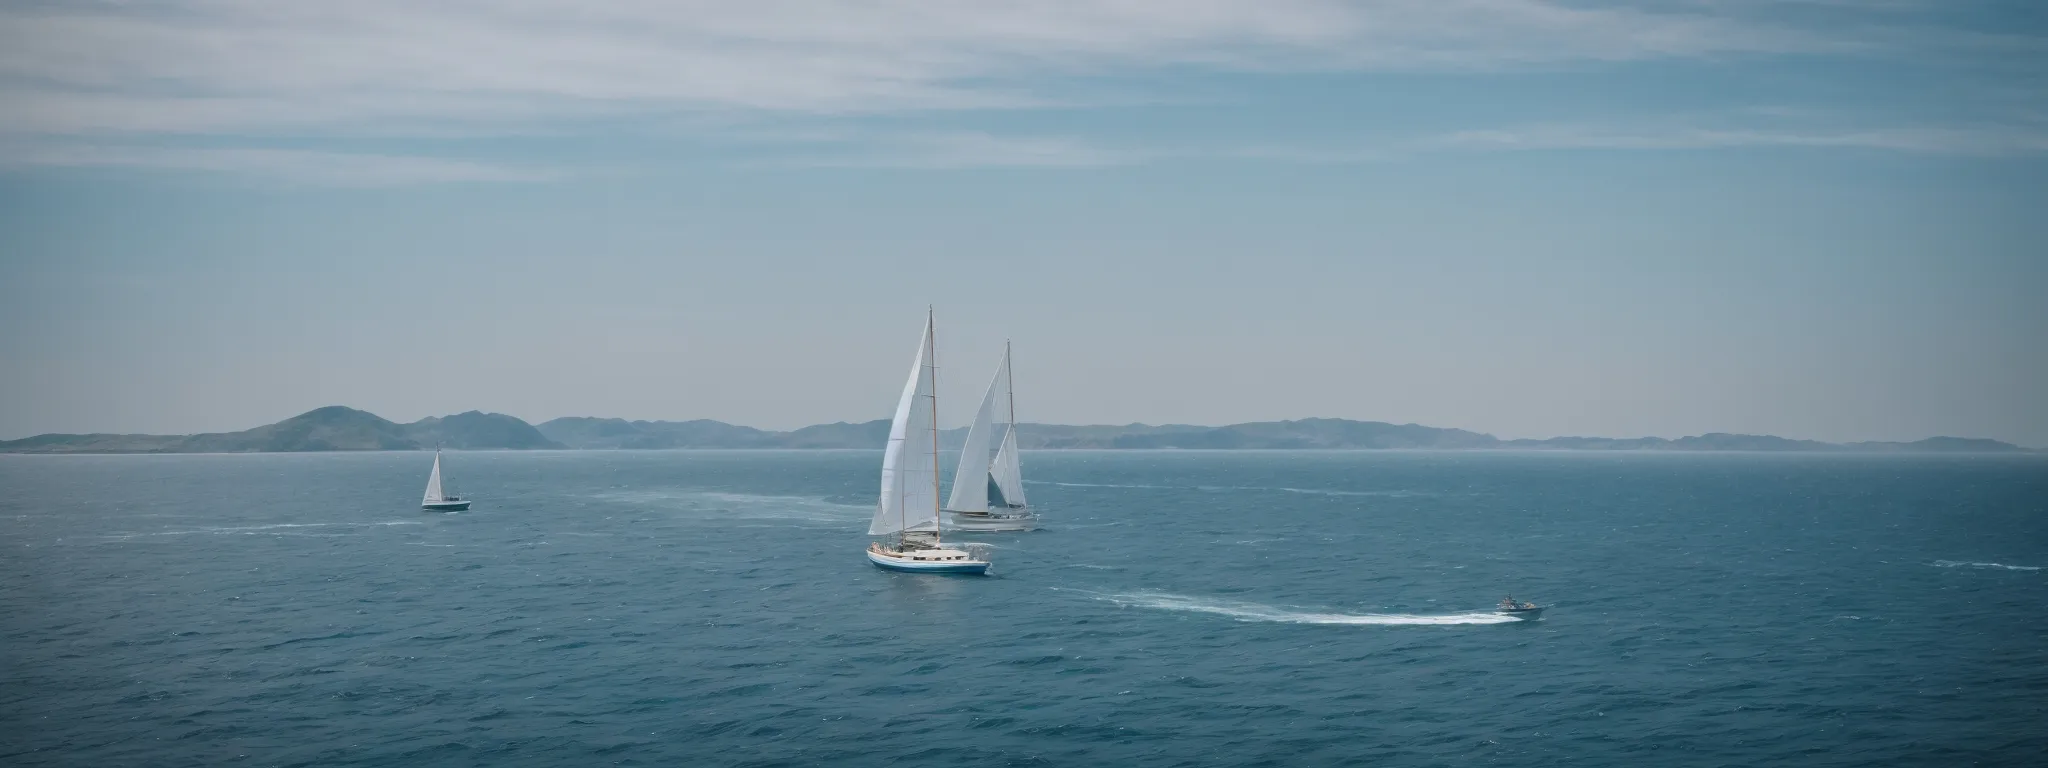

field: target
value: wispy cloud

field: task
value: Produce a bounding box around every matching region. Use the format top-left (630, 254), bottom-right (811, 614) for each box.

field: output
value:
top-left (729, 117), bottom-right (2048, 173)
top-left (777, 132), bottom-right (1146, 169)
top-left (0, 1), bottom-right (1828, 137)
top-left (1428, 123), bottom-right (2048, 156)
top-left (0, 1), bottom-right (2037, 181)
top-left (0, 144), bottom-right (554, 186)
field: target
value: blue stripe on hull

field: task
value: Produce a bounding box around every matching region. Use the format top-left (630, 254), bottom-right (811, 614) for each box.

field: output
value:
top-left (423, 501), bottom-right (471, 511)
top-left (866, 550), bottom-right (990, 575)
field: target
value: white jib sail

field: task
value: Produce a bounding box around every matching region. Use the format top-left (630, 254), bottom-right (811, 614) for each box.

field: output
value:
top-left (945, 354), bottom-right (1006, 513)
top-left (869, 317), bottom-right (942, 536)
top-left (991, 425), bottom-right (1026, 508)
top-left (423, 452), bottom-right (445, 504)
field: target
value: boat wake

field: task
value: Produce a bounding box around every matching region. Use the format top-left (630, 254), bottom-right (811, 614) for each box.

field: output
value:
top-left (1031, 481), bottom-right (1426, 497)
top-left (104, 521), bottom-right (423, 540)
top-left (1264, 487), bottom-right (1430, 498)
top-left (1931, 560), bottom-right (2041, 572)
top-left (1033, 481), bottom-right (1179, 490)
top-left (592, 489), bottom-right (866, 523)
top-left (1068, 590), bottom-right (1520, 626)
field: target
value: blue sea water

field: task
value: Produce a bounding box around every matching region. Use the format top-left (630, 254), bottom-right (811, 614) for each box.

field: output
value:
top-left (3, 450), bottom-right (2045, 767)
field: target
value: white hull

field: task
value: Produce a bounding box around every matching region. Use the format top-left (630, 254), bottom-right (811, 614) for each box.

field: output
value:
top-left (866, 545), bottom-right (990, 574)
top-left (947, 510), bottom-right (1037, 531)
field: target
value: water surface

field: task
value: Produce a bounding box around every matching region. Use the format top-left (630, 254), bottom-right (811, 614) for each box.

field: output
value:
top-left (3, 450), bottom-right (2044, 766)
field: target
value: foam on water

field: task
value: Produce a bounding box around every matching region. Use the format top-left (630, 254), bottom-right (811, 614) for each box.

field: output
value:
top-left (1267, 486), bottom-right (1430, 498)
top-left (1033, 481), bottom-right (1180, 490)
top-left (1072, 590), bottom-right (1522, 626)
top-left (1034, 480), bottom-right (1424, 497)
top-left (591, 489), bottom-right (867, 524)
top-left (103, 521), bottom-right (423, 540)
top-left (1931, 559), bottom-right (2042, 571)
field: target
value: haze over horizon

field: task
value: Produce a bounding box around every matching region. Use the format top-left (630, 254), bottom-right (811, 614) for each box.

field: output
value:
top-left (3, 1), bottom-right (2044, 446)
top-left (3, 403), bottom-right (2042, 451)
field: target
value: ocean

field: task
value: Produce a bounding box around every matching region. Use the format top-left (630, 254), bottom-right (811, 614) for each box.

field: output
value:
top-left (3, 450), bottom-right (2044, 766)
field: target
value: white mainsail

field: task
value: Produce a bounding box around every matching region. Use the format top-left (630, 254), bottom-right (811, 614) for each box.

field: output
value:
top-left (422, 452), bottom-right (446, 504)
top-left (946, 343), bottom-right (1027, 511)
top-left (991, 425), bottom-right (1026, 508)
top-left (944, 355), bottom-right (1005, 513)
top-left (869, 315), bottom-right (943, 537)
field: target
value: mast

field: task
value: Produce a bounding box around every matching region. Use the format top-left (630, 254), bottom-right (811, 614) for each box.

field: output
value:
top-left (927, 307), bottom-right (942, 546)
top-left (896, 412), bottom-right (907, 544)
top-left (897, 321), bottom-right (912, 544)
top-left (871, 311), bottom-right (945, 547)
top-left (1005, 340), bottom-right (1016, 427)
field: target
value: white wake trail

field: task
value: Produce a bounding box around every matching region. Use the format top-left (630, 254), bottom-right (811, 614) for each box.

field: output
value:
top-left (105, 521), bottom-right (423, 539)
top-left (591, 489), bottom-right (868, 523)
top-left (1073, 590), bottom-right (1522, 626)
top-left (1031, 481), bottom-right (1425, 497)
top-left (1932, 560), bottom-right (2041, 572)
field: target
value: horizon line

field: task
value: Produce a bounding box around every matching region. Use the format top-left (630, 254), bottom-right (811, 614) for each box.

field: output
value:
top-left (2, 405), bottom-right (2034, 451)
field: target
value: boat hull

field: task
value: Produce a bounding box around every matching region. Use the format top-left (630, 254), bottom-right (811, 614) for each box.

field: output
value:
top-left (866, 548), bottom-right (990, 574)
top-left (422, 501), bottom-right (471, 511)
top-left (1498, 607), bottom-right (1544, 620)
top-left (947, 510), bottom-right (1037, 531)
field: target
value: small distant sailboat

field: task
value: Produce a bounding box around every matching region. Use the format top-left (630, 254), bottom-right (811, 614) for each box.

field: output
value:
top-left (866, 309), bottom-right (991, 574)
top-left (945, 341), bottom-right (1036, 532)
top-left (421, 449), bottom-right (471, 511)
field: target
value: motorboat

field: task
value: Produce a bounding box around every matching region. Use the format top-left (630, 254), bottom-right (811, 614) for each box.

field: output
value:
top-left (1497, 596), bottom-right (1544, 619)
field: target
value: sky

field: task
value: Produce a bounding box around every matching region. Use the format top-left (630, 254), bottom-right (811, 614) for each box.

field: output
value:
top-left (1, 1), bottom-right (2045, 446)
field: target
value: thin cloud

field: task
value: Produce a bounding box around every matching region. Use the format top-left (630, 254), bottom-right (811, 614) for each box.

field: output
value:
top-left (1429, 123), bottom-right (2048, 155)
top-left (778, 132), bottom-right (1145, 169)
top-left (0, 1), bottom-right (2035, 180)
top-left (0, 144), bottom-right (555, 186)
top-left (0, 0), bottom-right (1832, 137)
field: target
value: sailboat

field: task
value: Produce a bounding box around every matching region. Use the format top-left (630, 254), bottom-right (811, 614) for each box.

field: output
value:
top-left (421, 449), bottom-right (471, 511)
top-left (866, 309), bottom-right (991, 574)
top-left (944, 341), bottom-right (1036, 531)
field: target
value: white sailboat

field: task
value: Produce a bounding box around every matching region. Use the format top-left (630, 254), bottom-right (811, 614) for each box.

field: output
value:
top-left (421, 449), bottom-right (471, 511)
top-left (866, 309), bottom-right (991, 574)
top-left (945, 341), bottom-right (1036, 531)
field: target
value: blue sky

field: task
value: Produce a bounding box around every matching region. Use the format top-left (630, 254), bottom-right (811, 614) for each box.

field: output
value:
top-left (2, 1), bottom-right (2044, 445)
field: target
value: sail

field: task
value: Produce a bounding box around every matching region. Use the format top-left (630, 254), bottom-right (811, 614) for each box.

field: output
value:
top-left (423, 452), bottom-right (445, 503)
top-left (991, 425), bottom-right (1025, 508)
top-left (869, 318), bottom-right (942, 536)
top-left (944, 354), bottom-right (1006, 513)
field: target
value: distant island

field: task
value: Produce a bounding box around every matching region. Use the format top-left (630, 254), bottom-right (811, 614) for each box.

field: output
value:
top-left (0, 406), bottom-right (561, 454)
top-left (0, 407), bottom-right (2033, 454)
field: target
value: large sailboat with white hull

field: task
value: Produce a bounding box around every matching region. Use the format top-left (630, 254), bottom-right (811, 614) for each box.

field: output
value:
top-left (866, 309), bottom-right (992, 574)
top-left (945, 342), bottom-right (1036, 531)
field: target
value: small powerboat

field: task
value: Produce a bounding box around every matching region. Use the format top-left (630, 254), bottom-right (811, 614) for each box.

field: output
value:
top-left (1497, 596), bottom-right (1544, 619)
